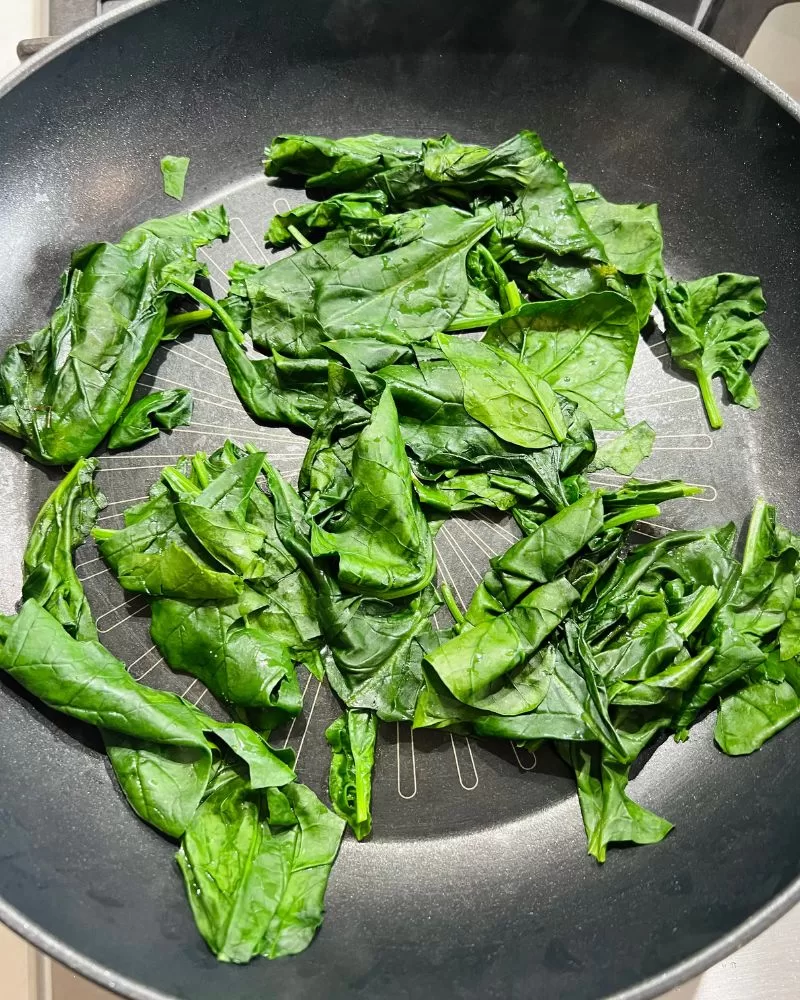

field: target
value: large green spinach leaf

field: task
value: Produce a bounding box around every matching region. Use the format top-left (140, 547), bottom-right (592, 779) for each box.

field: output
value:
top-left (0, 206), bottom-right (229, 464)
top-left (484, 292), bottom-right (640, 430)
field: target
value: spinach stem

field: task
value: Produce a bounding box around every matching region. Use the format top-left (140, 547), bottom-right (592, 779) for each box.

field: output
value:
top-left (603, 504), bottom-right (661, 530)
top-left (742, 496), bottom-right (768, 577)
top-left (169, 277), bottom-right (244, 344)
top-left (503, 281), bottom-right (522, 312)
top-left (287, 224), bottom-right (312, 248)
top-left (440, 582), bottom-right (465, 626)
top-left (164, 308), bottom-right (213, 334)
top-left (446, 313), bottom-right (503, 332)
top-left (696, 370), bottom-right (723, 430)
top-left (675, 585), bottom-right (720, 639)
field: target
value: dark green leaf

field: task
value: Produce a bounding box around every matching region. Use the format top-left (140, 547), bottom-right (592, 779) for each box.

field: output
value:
top-left (0, 206), bottom-right (229, 464)
top-left (320, 585), bottom-right (438, 722)
top-left (715, 653), bottom-right (800, 755)
top-left (21, 457), bottom-right (106, 641)
top-left (658, 273), bottom-right (770, 429)
top-left (108, 389), bottom-right (193, 450)
top-left (484, 292), bottom-right (640, 430)
top-left (426, 577), bottom-right (578, 705)
top-left (436, 333), bottom-right (567, 449)
top-left (562, 744), bottom-right (672, 863)
top-left (326, 709), bottom-right (378, 840)
top-left (311, 390), bottom-right (435, 599)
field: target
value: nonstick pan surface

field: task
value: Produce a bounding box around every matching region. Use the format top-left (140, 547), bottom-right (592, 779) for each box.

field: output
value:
top-left (0, 2), bottom-right (799, 998)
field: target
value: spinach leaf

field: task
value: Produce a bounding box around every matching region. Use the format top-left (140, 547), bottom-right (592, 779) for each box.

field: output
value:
top-left (311, 390), bottom-right (435, 599)
top-left (267, 191), bottom-right (388, 247)
top-left (1, 599), bottom-right (209, 746)
top-left (166, 453), bottom-right (271, 580)
top-left (108, 388), bottom-right (193, 450)
top-left (177, 769), bottom-right (344, 962)
top-left (715, 652), bottom-right (800, 755)
top-left (320, 585), bottom-right (438, 722)
top-left (94, 471), bottom-right (243, 600)
top-left (326, 709), bottom-right (378, 840)
top-left (412, 473), bottom-right (520, 513)
top-left (212, 329), bottom-right (328, 431)
top-left (105, 736), bottom-right (212, 839)
top-left (161, 155), bottom-right (190, 201)
top-left (150, 590), bottom-right (302, 712)
top-left (573, 183), bottom-right (664, 278)
top-left (245, 207), bottom-right (493, 359)
top-left (561, 744), bottom-right (672, 863)
top-left (264, 133), bottom-right (424, 191)
top-left (586, 422), bottom-right (656, 476)
top-left (0, 599), bottom-right (294, 787)
top-left (435, 333), bottom-right (567, 449)
top-left (21, 457), bottom-right (106, 641)
top-left (426, 577), bottom-right (578, 706)
top-left (466, 495), bottom-right (604, 622)
top-left (658, 273), bottom-right (770, 429)
top-left (315, 207), bottom-right (494, 343)
top-left (484, 292), bottom-right (640, 430)
top-left (471, 646), bottom-right (596, 742)
top-left (0, 206), bottom-right (229, 464)
top-left (674, 501), bottom-right (798, 730)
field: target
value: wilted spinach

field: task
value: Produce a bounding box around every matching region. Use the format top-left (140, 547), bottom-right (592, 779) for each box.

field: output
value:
top-left (108, 388), bottom-right (193, 450)
top-left (0, 206), bottom-right (229, 464)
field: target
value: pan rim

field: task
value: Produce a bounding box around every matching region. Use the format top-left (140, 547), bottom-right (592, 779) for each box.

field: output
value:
top-left (0, 1), bottom-right (798, 998)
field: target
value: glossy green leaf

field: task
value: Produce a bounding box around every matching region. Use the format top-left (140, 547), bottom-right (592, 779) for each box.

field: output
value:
top-left (326, 709), bottom-right (378, 840)
top-left (0, 206), bottom-right (229, 464)
top-left (562, 744), bottom-right (673, 863)
top-left (108, 388), bottom-right (193, 450)
top-left (436, 333), bottom-right (567, 449)
top-left (658, 273), bottom-right (770, 429)
top-left (715, 654), bottom-right (800, 755)
top-left (21, 458), bottom-right (106, 641)
top-left (311, 390), bottom-right (435, 599)
top-left (484, 292), bottom-right (640, 430)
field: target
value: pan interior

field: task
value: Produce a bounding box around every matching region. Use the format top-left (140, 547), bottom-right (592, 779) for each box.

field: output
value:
top-left (0, 3), bottom-right (799, 1000)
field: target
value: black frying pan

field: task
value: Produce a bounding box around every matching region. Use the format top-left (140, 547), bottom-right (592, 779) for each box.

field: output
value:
top-left (1, 2), bottom-right (799, 998)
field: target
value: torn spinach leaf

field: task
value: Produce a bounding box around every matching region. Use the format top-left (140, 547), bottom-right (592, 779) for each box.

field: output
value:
top-left (150, 590), bottom-right (302, 712)
top-left (561, 743), bottom-right (672, 863)
top-left (244, 207), bottom-right (492, 359)
top-left (586, 422), bottom-right (656, 476)
top-left (21, 457), bottom-right (106, 641)
top-left (326, 709), bottom-right (378, 840)
top-left (161, 155), bottom-right (190, 200)
top-left (658, 273), bottom-right (770, 429)
top-left (311, 390), bottom-right (436, 599)
top-left (715, 651), bottom-right (800, 755)
top-left (0, 206), bottom-right (229, 464)
top-left (108, 388), bottom-right (193, 450)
